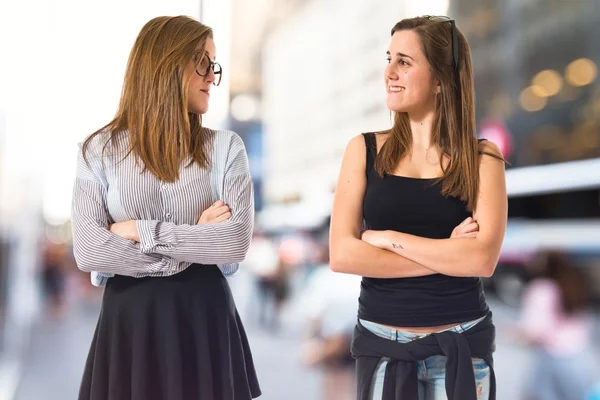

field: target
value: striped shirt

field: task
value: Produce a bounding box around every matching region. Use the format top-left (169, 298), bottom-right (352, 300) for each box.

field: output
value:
top-left (71, 128), bottom-right (254, 283)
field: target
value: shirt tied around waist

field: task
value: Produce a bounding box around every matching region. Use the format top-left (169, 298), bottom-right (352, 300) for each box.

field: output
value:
top-left (351, 312), bottom-right (496, 400)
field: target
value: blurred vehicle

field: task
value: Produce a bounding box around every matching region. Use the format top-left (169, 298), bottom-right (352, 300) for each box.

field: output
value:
top-left (485, 157), bottom-right (600, 307)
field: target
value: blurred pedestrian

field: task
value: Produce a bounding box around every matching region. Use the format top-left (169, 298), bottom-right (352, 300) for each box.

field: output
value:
top-left (40, 239), bottom-right (68, 318)
top-left (517, 250), bottom-right (594, 400)
top-left (330, 15), bottom-right (507, 400)
top-left (298, 241), bottom-right (360, 400)
top-left (243, 231), bottom-right (284, 328)
top-left (71, 16), bottom-right (260, 400)
top-left (256, 253), bottom-right (291, 331)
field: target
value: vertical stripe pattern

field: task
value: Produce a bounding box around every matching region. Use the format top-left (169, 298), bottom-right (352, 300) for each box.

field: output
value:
top-left (71, 128), bottom-right (253, 286)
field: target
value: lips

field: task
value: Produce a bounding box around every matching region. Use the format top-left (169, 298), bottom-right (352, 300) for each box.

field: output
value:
top-left (200, 89), bottom-right (210, 95)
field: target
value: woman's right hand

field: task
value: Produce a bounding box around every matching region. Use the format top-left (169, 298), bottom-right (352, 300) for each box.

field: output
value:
top-left (197, 200), bottom-right (231, 224)
top-left (450, 217), bottom-right (479, 238)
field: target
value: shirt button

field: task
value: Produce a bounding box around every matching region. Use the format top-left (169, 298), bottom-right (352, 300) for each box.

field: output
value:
top-left (166, 213), bottom-right (172, 219)
top-left (161, 184), bottom-right (167, 190)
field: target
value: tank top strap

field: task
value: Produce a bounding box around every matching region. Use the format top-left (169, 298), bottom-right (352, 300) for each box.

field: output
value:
top-left (362, 132), bottom-right (377, 172)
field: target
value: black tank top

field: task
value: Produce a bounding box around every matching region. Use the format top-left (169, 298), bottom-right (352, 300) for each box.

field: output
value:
top-left (358, 133), bottom-right (489, 327)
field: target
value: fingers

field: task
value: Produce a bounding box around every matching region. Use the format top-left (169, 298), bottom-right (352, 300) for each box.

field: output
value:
top-left (212, 205), bottom-right (230, 215)
top-left (450, 217), bottom-right (479, 239)
top-left (453, 231), bottom-right (478, 239)
top-left (198, 202), bottom-right (231, 224)
top-left (463, 222), bottom-right (479, 233)
top-left (459, 216), bottom-right (474, 226)
top-left (213, 212), bottom-right (232, 223)
top-left (460, 232), bottom-right (478, 238)
top-left (456, 217), bottom-right (478, 232)
top-left (204, 211), bottom-right (231, 223)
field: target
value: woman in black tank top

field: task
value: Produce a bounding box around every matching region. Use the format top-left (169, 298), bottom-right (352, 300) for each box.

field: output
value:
top-left (329, 16), bottom-right (507, 400)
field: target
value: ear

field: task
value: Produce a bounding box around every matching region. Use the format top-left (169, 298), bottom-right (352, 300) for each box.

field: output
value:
top-left (432, 77), bottom-right (442, 94)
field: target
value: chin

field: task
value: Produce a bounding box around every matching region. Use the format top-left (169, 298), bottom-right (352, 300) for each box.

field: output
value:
top-left (189, 104), bottom-right (209, 115)
top-left (386, 101), bottom-right (407, 113)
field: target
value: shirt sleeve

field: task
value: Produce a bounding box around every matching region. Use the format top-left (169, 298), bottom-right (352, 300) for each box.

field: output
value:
top-left (136, 134), bottom-right (254, 265)
top-left (71, 142), bottom-right (174, 275)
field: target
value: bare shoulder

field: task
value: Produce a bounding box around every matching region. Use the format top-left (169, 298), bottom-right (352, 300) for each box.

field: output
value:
top-left (478, 139), bottom-right (504, 161)
top-left (347, 133), bottom-right (367, 147)
top-left (344, 134), bottom-right (367, 160)
top-left (332, 134), bottom-right (370, 234)
top-left (477, 140), bottom-right (506, 194)
top-left (344, 131), bottom-right (390, 163)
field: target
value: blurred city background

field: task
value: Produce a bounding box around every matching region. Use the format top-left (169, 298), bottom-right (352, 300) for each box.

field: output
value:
top-left (1, 0), bottom-right (600, 399)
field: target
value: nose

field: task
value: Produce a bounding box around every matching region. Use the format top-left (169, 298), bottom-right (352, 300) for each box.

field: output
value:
top-left (385, 64), bottom-right (398, 81)
top-left (204, 67), bottom-right (215, 85)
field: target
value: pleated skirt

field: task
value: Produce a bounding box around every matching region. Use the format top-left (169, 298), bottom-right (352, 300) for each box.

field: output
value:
top-left (79, 264), bottom-right (262, 400)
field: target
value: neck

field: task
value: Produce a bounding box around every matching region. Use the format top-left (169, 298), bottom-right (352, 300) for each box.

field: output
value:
top-left (408, 108), bottom-right (435, 149)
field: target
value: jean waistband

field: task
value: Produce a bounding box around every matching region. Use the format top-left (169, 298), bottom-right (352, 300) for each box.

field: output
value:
top-left (358, 315), bottom-right (487, 342)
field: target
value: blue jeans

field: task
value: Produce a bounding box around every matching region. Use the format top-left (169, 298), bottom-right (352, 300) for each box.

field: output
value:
top-left (359, 317), bottom-right (490, 400)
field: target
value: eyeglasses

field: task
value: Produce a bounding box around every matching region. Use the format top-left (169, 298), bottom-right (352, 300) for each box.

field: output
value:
top-left (426, 16), bottom-right (459, 72)
top-left (194, 53), bottom-right (222, 86)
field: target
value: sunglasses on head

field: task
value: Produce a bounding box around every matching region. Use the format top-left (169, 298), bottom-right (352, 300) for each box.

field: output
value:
top-left (426, 16), bottom-right (459, 72)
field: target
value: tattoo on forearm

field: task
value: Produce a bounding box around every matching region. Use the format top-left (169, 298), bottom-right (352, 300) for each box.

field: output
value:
top-left (392, 243), bottom-right (403, 249)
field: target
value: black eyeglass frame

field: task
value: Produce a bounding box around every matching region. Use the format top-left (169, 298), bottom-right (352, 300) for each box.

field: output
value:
top-left (194, 53), bottom-right (223, 86)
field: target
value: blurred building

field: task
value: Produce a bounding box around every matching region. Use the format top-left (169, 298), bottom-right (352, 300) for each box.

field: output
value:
top-left (454, 0), bottom-right (600, 167)
top-left (225, 0), bottom-right (304, 214)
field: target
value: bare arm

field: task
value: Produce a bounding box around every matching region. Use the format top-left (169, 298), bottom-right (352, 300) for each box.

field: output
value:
top-left (329, 134), bottom-right (436, 278)
top-left (362, 141), bottom-right (507, 277)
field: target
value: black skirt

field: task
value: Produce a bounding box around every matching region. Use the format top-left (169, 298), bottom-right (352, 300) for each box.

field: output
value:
top-left (79, 265), bottom-right (262, 400)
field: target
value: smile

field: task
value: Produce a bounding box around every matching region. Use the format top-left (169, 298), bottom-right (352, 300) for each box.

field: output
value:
top-left (388, 86), bottom-right (405, 92)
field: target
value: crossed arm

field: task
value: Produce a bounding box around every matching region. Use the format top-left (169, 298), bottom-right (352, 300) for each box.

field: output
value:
top-left (329, 135), bottom-right (507, 279)
top-left (72, 138), bottom-right (251, 275)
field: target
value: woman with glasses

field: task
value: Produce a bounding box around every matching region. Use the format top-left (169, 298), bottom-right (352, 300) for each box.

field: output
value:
top-left (330, 16), bottom-right (506, 400)
top-left (71, 16), bottom-right (261, 400)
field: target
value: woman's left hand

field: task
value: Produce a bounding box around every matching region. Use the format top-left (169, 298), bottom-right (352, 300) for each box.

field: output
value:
top-left (109, 220), bottom-right (140, 242)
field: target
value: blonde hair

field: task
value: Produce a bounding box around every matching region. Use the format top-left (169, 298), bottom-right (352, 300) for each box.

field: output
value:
top-left (83, 15), bottom-right (213, 182)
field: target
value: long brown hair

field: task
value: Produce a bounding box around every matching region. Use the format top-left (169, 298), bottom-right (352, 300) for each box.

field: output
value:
top-left (82, 16), bottom-right (213, 182)
top-left (376, 16), bottom-right (503, 211)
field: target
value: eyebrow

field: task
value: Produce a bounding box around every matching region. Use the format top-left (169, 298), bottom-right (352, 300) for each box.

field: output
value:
top-left (386, 50), bottom-right (414, 60)
top-left (194, 49), bottom-right (216, 61)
